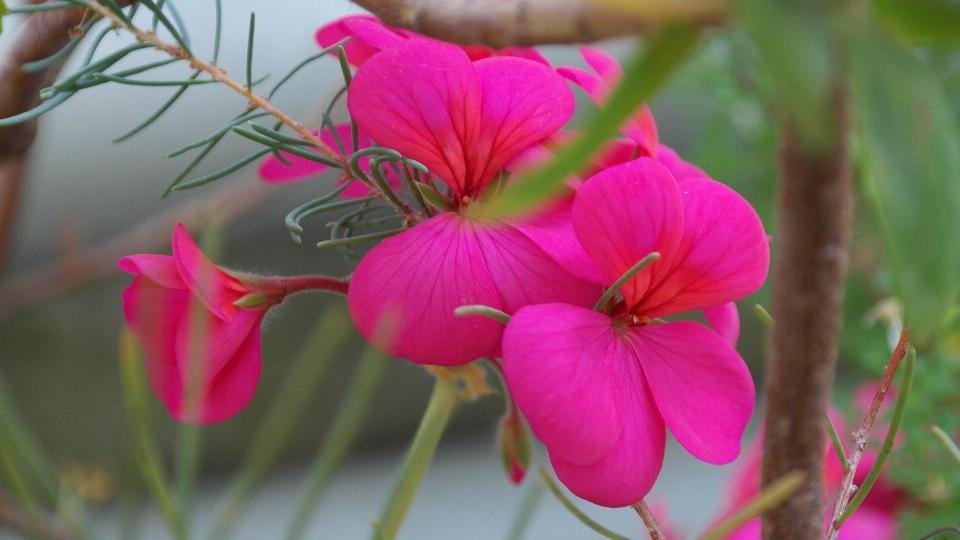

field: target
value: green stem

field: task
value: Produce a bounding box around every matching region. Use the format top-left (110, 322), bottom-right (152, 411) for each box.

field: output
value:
top-left (454, 305), bottom-right (511, 325)
top-left (504, 473), bottom-right (547, 540)
top-left (374, 377), bottom-right (458, 540)
top-left (931, 425), bottom-right (960, 467)
top-left (538, 468), bottom-right (630, 540)
top-left (283, 347), bottom-right (388, 540)
top-left (825, 413), bottom-right (849, 474)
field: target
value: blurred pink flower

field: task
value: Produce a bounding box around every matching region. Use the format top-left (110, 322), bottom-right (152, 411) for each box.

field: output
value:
top-left (316, 14), bottom-right (550, 68)
top-left (256, 123), bottom-right (399, 198)
top-left (501, 157), bottom-right (769, 507)
top-left (345, 37), bottom-right (599, 366)
top-left (119, 224), bottom-right (348, 424)
top-left (119, 224), bottom-right (266, 424)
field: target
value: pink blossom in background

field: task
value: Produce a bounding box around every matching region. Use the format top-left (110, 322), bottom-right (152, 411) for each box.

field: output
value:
top-left (257, 123), bottom-right (400, 198)
top-left (119, 224), bottom-right (265, 424)
top-left (345, 37), bottom-right (599, 366)
top-left (502, 157), bottom-right (769, 507)
top-left (708, 414), bottom-right (903, 540)
top-left (316, 14), bottom-right (550, 68)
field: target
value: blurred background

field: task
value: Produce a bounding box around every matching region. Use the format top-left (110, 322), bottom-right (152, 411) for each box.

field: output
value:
top-left (0, 0), bottom-right (906, 538)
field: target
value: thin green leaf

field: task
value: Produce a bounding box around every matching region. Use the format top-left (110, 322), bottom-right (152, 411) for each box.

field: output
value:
top-left (91, 72), bottom-right (217, 86)
top-left (245, 12), bottom-right (255, 90)
top-left (753, 303), bottom-right (774, 329)
top-left (482, 25), bottom-right (699, 220)
top-left (165, 111), bottom-right (269, 158)
top-left (852, 20), bottom-right (960, 340)
top-left (138, 0), bottom-right (191, 56)
top-left (695, 472), bottom-right (805, 540)
top-left (0, 91), bottom-right (74, 126)
top-left (118, 330), bottom-right (186, 540)
top-left (316, 228), bottom-right (401, 249)
top-left (931, 425), bottom-right (960, 467)
top-left (206, 303), bottom-right (353, 540)
top-left (504, 473), bottom-right (547, 540)
top-left (283, 346), bottom-right (388, 540)
top-left (337, 45), bottom-right (352, 86)
top-left (267, 38), bottom-right (351, 99)
top-left (21, 16), bottom-right (99, 73)
top-left (283, 183), bottom-right (358, 242)
top-left (538, 468), bottom-right (631, 540)
top-left (113, 70), bottom-right (200, 143)
top-left (454, 305), bottom-right (511, 325)
top-left (163, 0), bottom-right (190, 49)
top-left (593, 252), bottom-right (660, 311)
top-left (212, 0), bottom-right (222, 64)
top-left (826, 413), bottom-right (850, 474)
top-left (172, 148), bottom-right (272, 191)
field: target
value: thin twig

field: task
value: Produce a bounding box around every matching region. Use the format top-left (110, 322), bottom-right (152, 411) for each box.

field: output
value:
top-left (0, 178), bottom-right (273, 318)
top-left (824, 330), bottom-right (911, 540)
top-left (632, 500), bottom-right (666, 540)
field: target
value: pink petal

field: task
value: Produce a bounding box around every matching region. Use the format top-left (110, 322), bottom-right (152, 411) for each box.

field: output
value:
top-left (471, 57), bottom-right (575, 193)
top-left (348, 39), bottom-right (482, 198)
top-left (171, 306), bottom-right (263, 424)
top-left (656, 144), bottom-right (709, 182)
top-left (836, 508), bottom-right (897, 540)
top-left (510, 197), bottom-right (607, 284)
top-left (123, 275), bottom-right (191, 371)
top-left (258, 125), bottom-right (372, 185)
top-left (171, 224), bottom-right (249, 321)
top-left (634, 178), bottom-right (770, 318)
top-left (572, 158), bottom-right (684, 307)
top-left (580, 47), bottom-right (623, 83)
top-left (547, 333), bottom-right (667, 507)
top-left (703, 302), bottom-right (741, 347)
top-left (118, 254), bottom-right (186, 290)
top-left (557, 66), bottom-right (609, 103)
top-left (496, 47), bottom-right (550, 66)
top-left (623, 104), bottom-right (659, 156)
top-left (723, 518), bottom-right (761, 540)
top-left (315, 15), bottom-right (401, 66)
top-left (625, 321), bottom-right (754, 464)
top-left (502, 304), bottom-right (627, 465)
top-left (348, 213), bottom-right (502, 366)
top-left (472, 219), bottom-right (599, 313)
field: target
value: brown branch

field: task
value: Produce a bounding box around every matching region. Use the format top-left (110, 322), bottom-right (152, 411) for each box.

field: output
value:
top-left (350, 0), bottom-right (727, 47)
top-left (759, 92), bottom-right (853, 539)
top-left (825, 330), bottom-right (910, 540)
top-left (0, 155), bottom-right (26, 278)
top-left (633, 500), bottom-right (666, 540)
top-left (0, 178), bottom-right (274, 318)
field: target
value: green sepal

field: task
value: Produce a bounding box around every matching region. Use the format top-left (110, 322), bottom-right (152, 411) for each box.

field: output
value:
top-left (497, 412), bottom-right (532, 485)
top-left (416, 183), bottom-right (452, 212)
top-left (232, 292), bottom-right (273, 309)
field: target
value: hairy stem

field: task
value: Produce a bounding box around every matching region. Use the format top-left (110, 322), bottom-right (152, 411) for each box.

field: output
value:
top-left (760, 92), bottom-right (853, 539)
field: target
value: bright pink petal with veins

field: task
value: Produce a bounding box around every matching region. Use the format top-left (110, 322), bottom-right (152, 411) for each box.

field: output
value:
top-left (510, 198), bottom-right (607, 284)
top-left (315, 15), bottom-right (400, 66)
top-left (471, 57), bottom-right (574, 192)
top-left (171, 224), bottom-right (249, 321)
top-left (636, 178), bottom-right (769, 318)
top-left (502, 304), bottom-right (627, 465)
top-left (657, 144), bottom-right (709, 182)
top-left (118, 254), bottom-right (185, 290)
top-left (348, 39), bottom-right (481, 197)
top-left (573, 158), bottom-right (684, 306)
top-left (703, 302), bottom-right (741, 347)
top-left (548, 336), bottom-right (667, 507)
top-left (472, 220), bottom-right (599, 314)
top-left (557, 66), bottom-right (608, 102)
top-left (625, 321), bottom-right (754, 464)
top-left (348, 213), bottom-right (502, 366)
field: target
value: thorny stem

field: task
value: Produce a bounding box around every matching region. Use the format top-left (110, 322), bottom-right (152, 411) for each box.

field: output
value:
top-left (632, 500), bottom-right (666, 540)
top-left (85, 2), bottom-right (421, 223)
top-left (824, 331), bottom-right (910, 540)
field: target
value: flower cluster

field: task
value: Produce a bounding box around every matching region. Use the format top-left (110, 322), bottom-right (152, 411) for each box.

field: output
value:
top-left (121, 14), bottom-right (770, 508)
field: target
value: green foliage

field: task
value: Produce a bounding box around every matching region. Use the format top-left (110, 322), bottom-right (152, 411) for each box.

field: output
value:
top-left (852, 18), bottom-right (960, 343)
top-left (874, 0), bottom-right (960, 45)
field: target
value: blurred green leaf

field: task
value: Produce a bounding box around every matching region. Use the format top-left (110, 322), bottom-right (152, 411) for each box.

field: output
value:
top-left (208, 301), bottom-right (353, 540)
top-left (738, 0), bottom-right (835, 150)
top-left (482, 24), bottom-right (699, 220)
top-left (852, 20), bottom-right (960, 342)
top-left (874, 0), bottom-right (960, 44)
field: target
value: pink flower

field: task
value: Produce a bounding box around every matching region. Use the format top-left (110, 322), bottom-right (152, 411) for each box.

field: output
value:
top-left (345, 38), bottom-right (599, 366)
top-left (257, 123), bottom-right (400, 198)
top-left (119, 225), bottom-right (266, 424)
top-left (316, 15), bottom-right (550, 68)
top-left (501, 157), bottom-right (770, 507)
top-left (119, 225), bottom-right (349, 424)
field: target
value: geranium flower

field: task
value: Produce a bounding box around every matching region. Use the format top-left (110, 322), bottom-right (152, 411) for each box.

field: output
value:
top-left (345, 37), bottom-right (599, 366)
top-left (501, 157), bottom-right (769, 507)
top-left (119, 224), bottom-right (348, 423)
top-left (257, 123), bottom-right (399, 198)
top-left (316, 14), bottom-right (550, 68)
